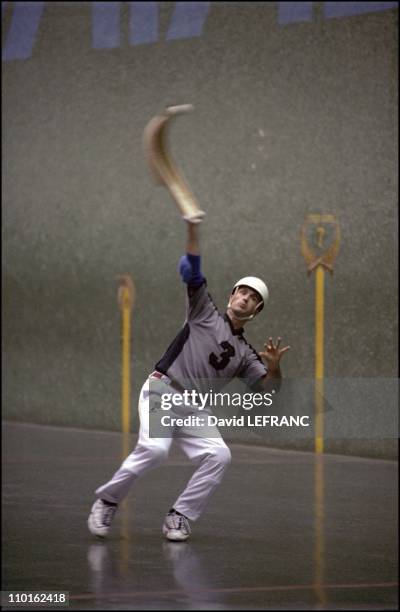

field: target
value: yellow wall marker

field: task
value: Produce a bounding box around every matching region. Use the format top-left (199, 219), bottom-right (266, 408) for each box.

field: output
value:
top-left (301, 213), bottom-right (340, 453)
top-left (117, 275), bottom-right (135, 460)
top-left (117, 275), bottom-right (135, 562)
top-left (301, 214), bottom-right (340, 606)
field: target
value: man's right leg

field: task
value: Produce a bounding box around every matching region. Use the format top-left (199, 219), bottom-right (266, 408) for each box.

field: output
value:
top-left (88, 379), bottom-right (172, 537)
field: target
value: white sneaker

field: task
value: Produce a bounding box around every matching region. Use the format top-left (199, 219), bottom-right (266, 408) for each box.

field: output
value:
top-left (88, 499), bottom-right (118, 537)
top-left (162, 510), bottom-right (191, 541)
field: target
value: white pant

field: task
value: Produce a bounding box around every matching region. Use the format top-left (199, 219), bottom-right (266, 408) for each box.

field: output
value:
top-left (95, 377), bottom-right (231, 521)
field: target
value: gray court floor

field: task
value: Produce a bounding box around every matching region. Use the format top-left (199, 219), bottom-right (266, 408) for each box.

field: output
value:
top-left (2, 422), bottom-right (398, 610)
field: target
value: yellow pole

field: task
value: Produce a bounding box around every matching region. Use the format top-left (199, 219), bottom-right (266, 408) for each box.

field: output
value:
top-left (301, 214), bottom-right (340, 453)
top-left (314, 266), bottom-right (327, 606)
top-left (301, 214), bottom-right (340, 608)
top-left (315, 265), bottom-right (325, 454)
top-left (117, 275), bottom-right (135, 563)
top-left (122, 288), bottom-right (131, 456)
top-left (117, 275), bottom-right (135, 460)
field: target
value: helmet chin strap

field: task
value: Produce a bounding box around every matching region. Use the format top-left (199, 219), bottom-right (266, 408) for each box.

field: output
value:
top-left (227, 306), bottom-right (255, 322)
top-left (227, 296), bottom-right (262, 322)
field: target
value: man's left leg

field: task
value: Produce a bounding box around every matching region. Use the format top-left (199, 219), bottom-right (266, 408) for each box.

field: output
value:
top-left (162, 434), bottom-right (231, 541)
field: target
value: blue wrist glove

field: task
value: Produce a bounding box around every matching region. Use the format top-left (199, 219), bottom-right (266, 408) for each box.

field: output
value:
top-left (178, 254), bottom-right (204, 286)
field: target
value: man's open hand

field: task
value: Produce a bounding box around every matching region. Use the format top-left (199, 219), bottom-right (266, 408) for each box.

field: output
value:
top-left (259, 337), bottom-right (290, 373)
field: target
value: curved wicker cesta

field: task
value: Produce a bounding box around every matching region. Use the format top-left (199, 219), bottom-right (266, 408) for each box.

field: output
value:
top-left (143, 104), bottom-right (206, 223)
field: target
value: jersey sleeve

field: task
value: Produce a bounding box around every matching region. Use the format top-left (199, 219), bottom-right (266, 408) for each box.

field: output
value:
top-left (186, 282), bottom-right (218, 323)
top-left (238, 343), bottom-right (268, 388)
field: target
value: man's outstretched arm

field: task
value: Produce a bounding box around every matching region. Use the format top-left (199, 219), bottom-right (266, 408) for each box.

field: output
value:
top-left (179, 221), bottom-right (205, 290)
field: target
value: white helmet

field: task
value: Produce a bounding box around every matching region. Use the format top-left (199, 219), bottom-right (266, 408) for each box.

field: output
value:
top-left (230, 276), bottom-right (269, 317)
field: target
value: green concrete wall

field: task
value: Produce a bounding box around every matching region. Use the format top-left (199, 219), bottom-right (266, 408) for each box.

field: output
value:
top-left (2, 2), bottom-right (398, 458)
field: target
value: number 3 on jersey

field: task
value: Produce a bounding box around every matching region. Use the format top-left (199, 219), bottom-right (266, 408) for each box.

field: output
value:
top-left (209, 341), bottom-right (235, 371)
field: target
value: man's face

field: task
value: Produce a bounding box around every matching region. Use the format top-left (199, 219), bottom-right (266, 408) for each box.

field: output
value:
top-left (228, 286), bottom-right (262, 318)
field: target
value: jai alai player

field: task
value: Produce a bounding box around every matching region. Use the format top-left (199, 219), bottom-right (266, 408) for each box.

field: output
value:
top-left (87, 106), bottom-right (290, 542)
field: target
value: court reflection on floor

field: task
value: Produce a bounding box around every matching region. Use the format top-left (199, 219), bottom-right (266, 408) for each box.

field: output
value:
top-left (87, 539), bottom-right (225, 608)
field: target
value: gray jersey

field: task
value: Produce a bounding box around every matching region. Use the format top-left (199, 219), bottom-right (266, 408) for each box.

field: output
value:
top-left (155, 282), bottom-right (267, 390)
